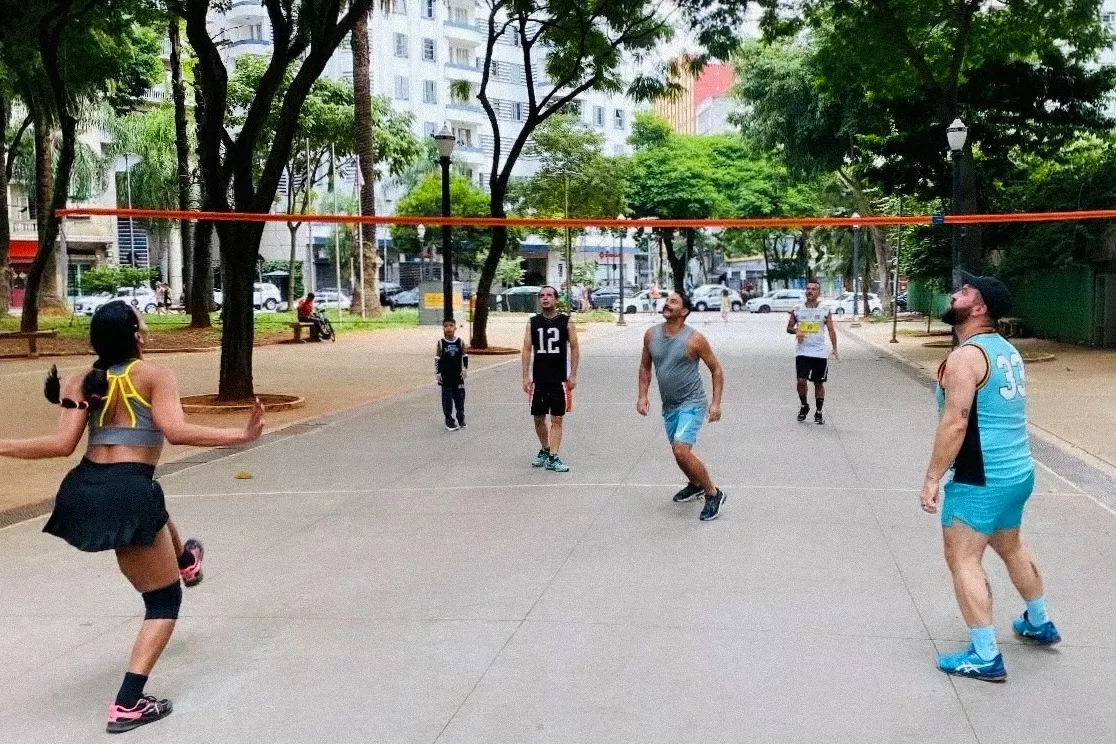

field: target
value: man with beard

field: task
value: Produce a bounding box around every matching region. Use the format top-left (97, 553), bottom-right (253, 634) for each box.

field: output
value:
top-left (921, 272), bottom-right (1059, 683)
top-left (786, 280), bottom-right (838, 424)
top-left (637, 292), bottom-right (726, 521)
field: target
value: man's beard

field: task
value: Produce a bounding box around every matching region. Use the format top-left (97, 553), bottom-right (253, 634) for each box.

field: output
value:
top-left (941, 306), bottom-right (969, 326)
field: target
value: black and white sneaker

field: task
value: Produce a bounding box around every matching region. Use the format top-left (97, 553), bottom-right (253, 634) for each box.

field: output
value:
top-left (699, 490), bottom-right (726, 521)
top-left (797, 405), bottom-right (810, 422)
top-left (672, 483), bottom-right (704, 503)
top-left (814, 411), bottom-right (824, 425)
top-left (446, 421), bottom-right (460, 431)
top-left (106, 695), bottom-right (173, 734)
top-left (457, 421), bottom-right (467, 429)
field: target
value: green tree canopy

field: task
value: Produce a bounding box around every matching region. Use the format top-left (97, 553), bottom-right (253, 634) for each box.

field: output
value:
top-left (393, 173), bottom-right (501, 271)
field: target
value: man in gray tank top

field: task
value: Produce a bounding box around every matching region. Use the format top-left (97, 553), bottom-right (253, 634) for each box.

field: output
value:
top-left (637, 292), bottom-right (727, 521)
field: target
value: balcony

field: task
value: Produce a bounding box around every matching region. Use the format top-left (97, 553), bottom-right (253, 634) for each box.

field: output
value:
top-left (444, 60), bottom-right (482, 82)
top-left (443, 19), bottom-right (481, 45)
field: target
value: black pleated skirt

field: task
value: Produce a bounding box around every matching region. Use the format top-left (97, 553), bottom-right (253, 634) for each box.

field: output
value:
top-left (43, 459), bottom-right (169, 552)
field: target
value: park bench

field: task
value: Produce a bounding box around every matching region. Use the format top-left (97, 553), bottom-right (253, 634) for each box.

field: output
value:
top-left (0, 329), bottom-right (59, 359)
top-left (997, 317), bottom-right (1025, 338)
top-left (288, 322), bottom-right (314, 342)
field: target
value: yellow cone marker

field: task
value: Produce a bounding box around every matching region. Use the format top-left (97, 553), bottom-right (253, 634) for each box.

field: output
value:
top-left (235, 471), bottom-right (254, 480)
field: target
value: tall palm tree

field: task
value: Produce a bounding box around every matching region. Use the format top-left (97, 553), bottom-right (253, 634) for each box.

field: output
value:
top-left (349, 4), bottom-right (387, 316)
top-left (168, 14), bottom-right (194, 310)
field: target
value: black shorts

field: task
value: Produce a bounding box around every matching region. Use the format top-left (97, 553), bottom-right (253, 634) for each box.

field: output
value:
top-left (530, 381), bottom-right (570, 417)
top-left (796, 355), bottom-right (829, 383)
top-left (43, 459), bottom-right (168, 552)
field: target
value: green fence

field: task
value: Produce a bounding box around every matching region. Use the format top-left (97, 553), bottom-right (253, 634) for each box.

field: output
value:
top-left (907, 282), bottom-right (951, 317)
top-left (1009, 265), bottom-right (1094, 344)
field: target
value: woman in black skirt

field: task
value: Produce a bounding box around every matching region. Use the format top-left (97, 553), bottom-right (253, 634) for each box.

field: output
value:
top-left (0, 301), bottom-right (264, 734)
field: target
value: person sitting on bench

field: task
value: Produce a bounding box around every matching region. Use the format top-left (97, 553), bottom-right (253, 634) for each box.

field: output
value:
top-left (296, 293), bottom-right (326, 342)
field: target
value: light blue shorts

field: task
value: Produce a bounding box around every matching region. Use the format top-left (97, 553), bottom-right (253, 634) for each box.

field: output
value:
top-left (663, 406), bottom-right (705, 446)
top-left (941, 471), bottom-right (1035, 536)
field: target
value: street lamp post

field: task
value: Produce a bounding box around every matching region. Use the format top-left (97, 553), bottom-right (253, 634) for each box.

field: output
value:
top-left (851, 212), bottom-right (861, 321)
top-left (947, 118), bottom-right (968, 291)
top-left (433, 124), bottom-right (456, 321)
top-left (617, 215), bottom-right (628, 326)
top-left (416, 224), bottom-right (426, 283)
top-left (891, 198), bottom-right (903, 344)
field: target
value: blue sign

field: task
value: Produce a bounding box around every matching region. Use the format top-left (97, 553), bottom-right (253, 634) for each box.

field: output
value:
top-left (931, 213), bottom-right (945, 225)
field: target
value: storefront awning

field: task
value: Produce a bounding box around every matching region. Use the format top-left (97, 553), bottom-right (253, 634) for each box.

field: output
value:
top-left (9, 240), bottom-right (37, 261)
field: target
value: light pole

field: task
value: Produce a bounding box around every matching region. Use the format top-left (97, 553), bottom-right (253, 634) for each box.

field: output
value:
top-left (891, 198), bottom-right (903, 344)
top-left (116, 153), bottom-right (142, 267)
top-left (851, 212), bottom-right (861, 321)
top-left (947, 118), bottom-right (968, 291)
top-left (433, 124), bottom-right (456, 321)
top-left (616, 215), bottom-right (628, 326)
top-left (416, 223), bottom-right (426, 283)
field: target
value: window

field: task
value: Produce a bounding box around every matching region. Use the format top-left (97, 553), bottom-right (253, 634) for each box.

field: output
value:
top-left (451, 7), bottom-right (471, 24)
top-left (451, 46), bottom-right (471, 65)
top-left (394, 76), bottom-right (410, 100)
top-left (593, 106), bottom-right (604, 127)
top-left (1105, 11), bottom-right (1116, 23)
top-left (422, 0), bottom-right (435, 19)
top-left (393, 33), bottom-right (408, 58)
top-left (614, 108), bottom-right (625, 130)
top-left (422, 38), bottom-right (436, 61)
top-left (565, 101), bottom-right (582, 117)
top-left (249, 23), bottom-right (264, 40)
top-left (423, 79), bottom-right (437, 104)
top-left (424, 121), bottom-right (437, 136)
top-left (392, 0), bottom-right (407, 13)
top-left (452, 127), bottom-right (473, 146)
top-left (512, 101), bottom-right (525, 121)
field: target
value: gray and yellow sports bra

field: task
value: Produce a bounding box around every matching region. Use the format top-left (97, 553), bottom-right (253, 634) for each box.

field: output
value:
top-left (87, 360), bottom-right (164, 447)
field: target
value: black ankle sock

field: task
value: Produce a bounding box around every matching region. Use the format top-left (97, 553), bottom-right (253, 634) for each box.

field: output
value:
top-left (798, 394), bottom-right (808, 406)
top-left (116, 672), bottom-right (148, 708)
top-left (177, 550), bottom-right (193, 570)
top-left (816, 398), bottom-right (825, 412)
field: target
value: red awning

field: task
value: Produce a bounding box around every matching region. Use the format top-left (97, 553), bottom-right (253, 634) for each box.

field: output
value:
top-left (9, 240), bottom-right (38, 260)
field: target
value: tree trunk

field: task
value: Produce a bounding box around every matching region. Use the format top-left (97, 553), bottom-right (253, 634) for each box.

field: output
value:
top-left (663, 229), bottom-right (687, 295)
top-left (21, 111), bottom-right (71, 331)
top-left (216, 221), bottom-right (264, 400)
top-left (169, 15), bottom-right (193, 310)
top-left (189, 82), bottom-right (212, 328)
top-left (867, 225), bottom-right (893, 314)
top-left (0, 93), bottom-right (11, 315)
top-left (350, 7), bottom-right (382, 317)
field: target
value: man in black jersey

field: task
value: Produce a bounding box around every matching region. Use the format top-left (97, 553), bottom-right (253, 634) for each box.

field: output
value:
top-left (522, 286), bottom-right (579, 472)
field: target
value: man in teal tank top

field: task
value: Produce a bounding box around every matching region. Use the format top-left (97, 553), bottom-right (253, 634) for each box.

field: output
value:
top-left (921, 272), bottom-right (1060, 683)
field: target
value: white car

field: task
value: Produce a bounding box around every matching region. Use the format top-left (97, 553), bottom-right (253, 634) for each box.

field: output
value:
top-left (313, 290), bottom-right (352, 309)
top-left (823, 292), bottom-right (883, 316)
top-left (612, 291), bottom-right (655, 314)
top-left (745, 289), bottom-right (806, 313)
top-left (689, 284), bottom-right (744, 312)
top-left (75, 287), bottom-right (159, 315)
top-left (213, 282), bottom-right (284, 311)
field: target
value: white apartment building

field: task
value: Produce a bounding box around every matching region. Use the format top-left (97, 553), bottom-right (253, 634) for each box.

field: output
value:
top-left (210, 0), bottom-right (644, 291)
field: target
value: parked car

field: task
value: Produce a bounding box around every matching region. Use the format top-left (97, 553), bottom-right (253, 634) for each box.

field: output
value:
top-left (503, 285), bottom-right (542, 296)
top-left (689, 284), bottom-right (744, 312)
top-left (895, 291), bottom-right (908, 312)
top-left (73, 292), bottom-right (114, 316)
top-left (76, 287), bottom-right (160, 316)
top-left (612, 290), bottom-right (655, 314)
top-left (589, 286), bottom-right (638, 310)
top-left (745, 289), bottom-right (806, 313)
top-left (313, 290), bottom-right (352, 309)
top-left (213, 282), bottom-right (284, 311)
top-left (389, 290), bottom-right (420, 309)
top-left (823, 292), bottom-right (884, 316)
top-left (379, 281), bottom-right (403, 306)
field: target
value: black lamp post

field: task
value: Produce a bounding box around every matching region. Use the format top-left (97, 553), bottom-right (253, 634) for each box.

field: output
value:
top-left (851, 212), bottom-right (861, 320)
top-left (433, 124), bottom-right (456, 321)
top-left (946, 118), bottom-right (968, 291)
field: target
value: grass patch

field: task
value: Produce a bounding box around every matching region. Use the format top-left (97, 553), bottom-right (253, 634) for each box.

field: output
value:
top-left (573, 309), bottom-right (616, 323)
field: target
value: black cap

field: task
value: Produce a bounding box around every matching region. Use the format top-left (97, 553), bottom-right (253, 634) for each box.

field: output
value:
top-left (961, 271), bottom-right (1012, 320)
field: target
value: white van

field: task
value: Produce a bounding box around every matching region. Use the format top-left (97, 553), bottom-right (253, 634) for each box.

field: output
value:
top-left (213, 282), bottom-right (284, 311)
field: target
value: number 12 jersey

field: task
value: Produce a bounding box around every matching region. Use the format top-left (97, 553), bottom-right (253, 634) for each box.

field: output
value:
top-left (530, 313), bottom-right (571, 384)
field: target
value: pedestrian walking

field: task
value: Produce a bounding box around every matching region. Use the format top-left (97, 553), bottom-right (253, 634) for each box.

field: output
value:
top-left (786, 280), bottom-right (838, 424)
top-left (435, 318), bottom-right (468, 431)
top-left (637, 292), bottom-right (726, 521)
top-left (0, 301), bottom-right (264, 733)
top-left (522, 286), bottom-right (579, 472)
top-left (922, 272), bottom-right (1060, 682)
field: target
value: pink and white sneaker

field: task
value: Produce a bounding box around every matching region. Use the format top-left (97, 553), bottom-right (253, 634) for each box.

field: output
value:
top-left (180, 538), bottom-right (204, 587)
top-left (106, 695), bottom-right (173, 734)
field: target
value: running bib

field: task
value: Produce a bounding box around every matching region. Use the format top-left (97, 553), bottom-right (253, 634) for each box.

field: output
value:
top-left (799, 320), bottom-right (821, 334)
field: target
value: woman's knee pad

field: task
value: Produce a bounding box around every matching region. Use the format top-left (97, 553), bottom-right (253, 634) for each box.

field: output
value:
top-left (142, 580), bottom-right (182, 620)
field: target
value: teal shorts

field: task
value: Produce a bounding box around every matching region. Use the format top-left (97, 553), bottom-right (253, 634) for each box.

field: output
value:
top-left (663, 405), bottom-right (705, 446)
top-left (941, 471), bottom-right (1035, 536)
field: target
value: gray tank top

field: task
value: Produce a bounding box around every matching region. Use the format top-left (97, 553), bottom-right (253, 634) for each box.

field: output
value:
top-left (649, 324), bottom-right (707, 411)
top-left (87, 361), bottom-right (164, 448)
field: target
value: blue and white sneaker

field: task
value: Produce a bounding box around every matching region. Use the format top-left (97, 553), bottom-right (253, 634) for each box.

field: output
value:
top-left (1013, 612), bottom-right (1062, 645)
top-left (532, 449), bottom-right (550, 468)
top-left (937, 644), bottom-right (1007, 682)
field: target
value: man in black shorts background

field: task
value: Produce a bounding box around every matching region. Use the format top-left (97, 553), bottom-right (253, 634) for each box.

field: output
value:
top-left (522, 286), bottom-right (579, 472)
top-left (786, 281), bottom-right (838, 424)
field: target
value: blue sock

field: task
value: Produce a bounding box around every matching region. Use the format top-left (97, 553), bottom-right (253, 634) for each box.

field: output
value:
top-left (1025, 596), bottom-right (1050, 626)
top-left (970, 625), bottom-right (999, 661)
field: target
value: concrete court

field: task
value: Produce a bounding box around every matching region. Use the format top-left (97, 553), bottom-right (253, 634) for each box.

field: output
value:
top-left (1, 313), bottom-right (1115, 744)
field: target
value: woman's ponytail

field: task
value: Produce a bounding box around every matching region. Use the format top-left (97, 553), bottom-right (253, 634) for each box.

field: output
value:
top-left (44, 365), bottom-right (62, 404)
top-left (81, 359), bottom-right (110, 408)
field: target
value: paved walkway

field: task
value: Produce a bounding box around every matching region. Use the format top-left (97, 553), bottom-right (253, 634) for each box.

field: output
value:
top-left (2, 313), bottom-right (1115, 743)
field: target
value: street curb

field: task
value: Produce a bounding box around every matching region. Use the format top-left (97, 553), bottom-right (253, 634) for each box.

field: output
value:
top-left (840, 326), bottom-right (1116, 517)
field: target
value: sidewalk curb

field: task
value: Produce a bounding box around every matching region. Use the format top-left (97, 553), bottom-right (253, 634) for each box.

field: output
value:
top-left (840, 326), bottom-right (1116, 517)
